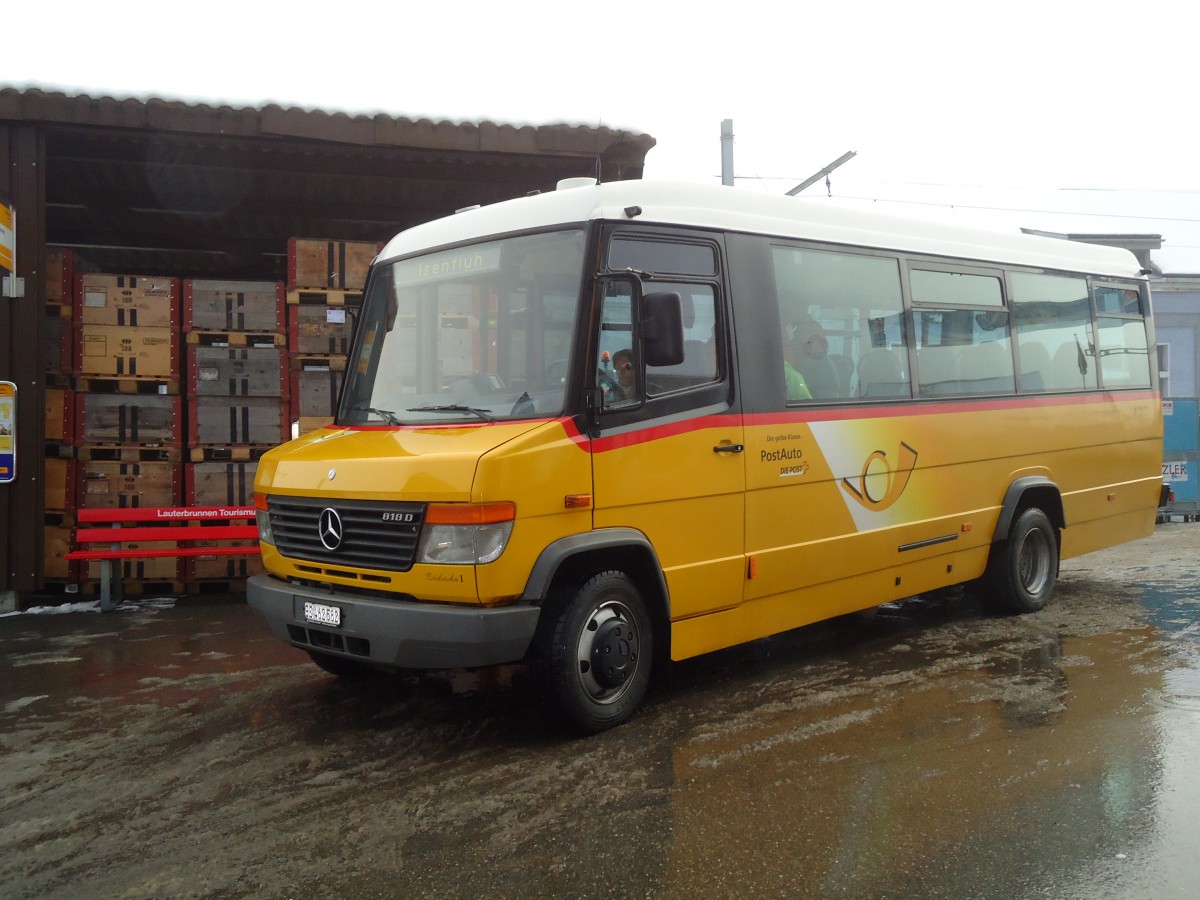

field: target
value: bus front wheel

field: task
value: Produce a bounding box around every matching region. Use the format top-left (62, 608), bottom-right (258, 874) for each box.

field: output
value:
top-left (534, 570), bottom-right (653, 734)
top-left (988, 507), bottom-right (1058, 614)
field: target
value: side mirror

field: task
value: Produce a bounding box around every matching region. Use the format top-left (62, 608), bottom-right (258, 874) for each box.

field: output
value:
top-left (642, 292), bottom-right (685, 367)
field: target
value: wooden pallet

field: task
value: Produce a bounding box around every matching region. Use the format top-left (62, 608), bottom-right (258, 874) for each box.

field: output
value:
top-left (286, 287), bottom-right (364, 307)
top-left (290, 354), bottom-right (348, 372)
top-left (188, 445), bottom-right (275, 463)
top-left (76, 445), bottom-right (184, 463)
top-left (75, 376), bottom-right (180, 395)
top-left (185, 331), bottom-right (286, 348)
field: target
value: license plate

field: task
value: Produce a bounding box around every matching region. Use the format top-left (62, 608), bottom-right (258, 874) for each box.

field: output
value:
top-left (303, 601), bottom-right (341, 627)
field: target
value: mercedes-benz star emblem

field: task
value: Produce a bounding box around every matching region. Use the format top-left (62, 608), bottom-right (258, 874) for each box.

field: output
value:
top-left (318, 508), bottom-right (343, 551)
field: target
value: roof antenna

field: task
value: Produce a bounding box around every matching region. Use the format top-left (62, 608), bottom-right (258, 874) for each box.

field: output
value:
top-left (594, 156), bottom-right (602, 184)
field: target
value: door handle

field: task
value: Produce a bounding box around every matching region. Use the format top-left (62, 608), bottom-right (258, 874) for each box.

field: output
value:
top-left (713, 443), bottom-right (744, 454)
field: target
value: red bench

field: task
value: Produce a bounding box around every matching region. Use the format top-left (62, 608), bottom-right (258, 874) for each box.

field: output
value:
top-left (66, 506), bottom-right (259, 611)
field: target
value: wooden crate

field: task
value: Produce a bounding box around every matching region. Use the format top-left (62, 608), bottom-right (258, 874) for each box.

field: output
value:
top-left (44, 304), bottom-right (74, 374)
top-left (77, 274), bottom-right (179, 328)
top-left (287, 238), bottom-right (381, 290)
top-left (76, 394), bottom-right (182, 447)
top-left (43, 524), bottom-right (79, 581)
top-left (45, 458), bottom-right (77, 513)
top-left (186, 460), bottom-right (258, 507)
top-left (189, 397), bottom-right (288, 447)
top-left (45, 387), bottom-right (75, 443)
top-left (76, 324), bottom-right (179, 379)
top-left (288, 303), bottom-right (359, 355)
top-left (45, 248), bottom-right (75, 302)
top-left (46, 247), bottom-right (94, 302)
top-left (184, 280), bottom-right (285, 333)
top-left (290, 356), bottom-right (345, 419)
top-left (188, 346), bottom-right (288, 399)
top-left (77, 460), bottom-right (181, 510)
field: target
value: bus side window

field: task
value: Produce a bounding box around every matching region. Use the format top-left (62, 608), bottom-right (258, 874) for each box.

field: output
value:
top-left (1093, 281), bottom-right (1152, 389)
top-left (1010, 272), bottom-right (1096, 392)
top-left (772, 245), bottom-right (906, 403)
top-left (596, 283), bottom-right (638, 407)
top-left (645, 284), bottom-right (720, 395)
top-left (911, 269), bottom-right (1014, 397)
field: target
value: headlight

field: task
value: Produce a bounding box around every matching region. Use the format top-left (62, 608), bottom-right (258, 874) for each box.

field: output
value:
top-left (417, 503), bottom-right (515, 565)
top-left (254, 493), bottom-right (274, 544)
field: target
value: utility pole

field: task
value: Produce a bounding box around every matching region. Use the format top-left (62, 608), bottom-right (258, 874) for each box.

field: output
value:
top-left (720, 120), bottom-right (734, 186)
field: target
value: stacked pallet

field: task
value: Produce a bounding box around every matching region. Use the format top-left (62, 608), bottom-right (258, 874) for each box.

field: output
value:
top-left (286, 239), bottom-right (378, 436)
top-left (41, 249), bottom-right (88, 587)
top-left (74, 272), bottom-right (184, 592)
top-left (183, 280), bottom-right (287, 587)
top-left (41, 237), bottom-right (381, 595)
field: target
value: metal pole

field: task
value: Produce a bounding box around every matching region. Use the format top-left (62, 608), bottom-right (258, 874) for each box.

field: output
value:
top-left (720, 120), bottom-right (734, 186)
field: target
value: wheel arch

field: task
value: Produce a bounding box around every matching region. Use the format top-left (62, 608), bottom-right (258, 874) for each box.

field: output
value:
top-left (522, 529), bottom-right (672, 661)
top-left (993, 476), bottom-right (1065, 544)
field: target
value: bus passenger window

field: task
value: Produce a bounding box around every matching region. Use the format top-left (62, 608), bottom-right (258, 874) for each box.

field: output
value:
top-left (911, 268), bottom-right (1014, 397)
top-left (1096, 317), bottom-right (1152, 389)
top-left (1091, 281), bottom-right (1152, 389)
top-left (772, 245), bottom-right (906, 403)
top-left (1010, 273), bottom-right (1096, 392)
top-left (913, 308), bottom-right (1015, 397)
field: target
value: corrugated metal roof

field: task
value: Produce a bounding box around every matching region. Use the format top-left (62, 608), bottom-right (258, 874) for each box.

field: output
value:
top-left (0, 87), bottom-right (656, 280)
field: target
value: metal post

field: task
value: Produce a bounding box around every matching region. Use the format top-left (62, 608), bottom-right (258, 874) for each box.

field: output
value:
top-left (720, 120), bottom-right (734, 187)
top-left (100, 559), bottom-right (112, 613)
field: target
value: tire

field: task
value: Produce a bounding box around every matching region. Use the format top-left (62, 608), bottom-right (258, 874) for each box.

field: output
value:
top-left (307, 650), bottom-right (377, 680)
top-left (533, 570), bottom-right (653, 734)
top-left (987, 507), bottom-right (1058, 614)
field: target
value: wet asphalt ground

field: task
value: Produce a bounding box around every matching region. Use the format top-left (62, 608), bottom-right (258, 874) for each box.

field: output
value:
top-left (2, 524), bottom-right (1199, 899)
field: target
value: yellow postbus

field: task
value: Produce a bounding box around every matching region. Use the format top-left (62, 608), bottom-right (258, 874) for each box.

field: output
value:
top-left (248, 179), bottom-right (1164, 732)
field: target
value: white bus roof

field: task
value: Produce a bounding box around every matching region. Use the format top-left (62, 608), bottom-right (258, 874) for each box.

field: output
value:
top-left (379, 180), bottom-right (1145, 280)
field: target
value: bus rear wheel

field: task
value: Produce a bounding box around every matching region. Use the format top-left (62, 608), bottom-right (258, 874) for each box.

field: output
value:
top-left (534, 570), bottom-right (653, 734)
top-left (988, 507), bottom-right (1058, 614)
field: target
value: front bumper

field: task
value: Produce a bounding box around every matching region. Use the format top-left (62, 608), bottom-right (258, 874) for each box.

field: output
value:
top-left (246, 574), bottom-right (541, 669)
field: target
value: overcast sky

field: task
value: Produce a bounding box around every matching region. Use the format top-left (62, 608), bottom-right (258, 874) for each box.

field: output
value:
top-left (6, 0), bottom-right (1199, 270)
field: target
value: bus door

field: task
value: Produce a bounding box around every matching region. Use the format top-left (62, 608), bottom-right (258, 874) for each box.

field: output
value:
top-left (589, 256), bottom-right (745, 624)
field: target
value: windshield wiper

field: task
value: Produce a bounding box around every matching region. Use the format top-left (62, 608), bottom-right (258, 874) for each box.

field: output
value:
top-left (406, 404), bottom-right (495, 422)
top-left (354, 406), bottom-right (402, 425)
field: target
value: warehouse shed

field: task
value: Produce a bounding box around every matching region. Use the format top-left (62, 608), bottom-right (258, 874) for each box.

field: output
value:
top-left (0, 87), bottom-right (656, 603)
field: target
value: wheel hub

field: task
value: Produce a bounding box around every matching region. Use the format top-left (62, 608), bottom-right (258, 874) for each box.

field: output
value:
top-left (589, 617), bottom-right (638, 689)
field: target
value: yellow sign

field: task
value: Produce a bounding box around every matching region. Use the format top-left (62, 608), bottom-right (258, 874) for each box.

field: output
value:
top-left (0, 201), bottom-right (13, 273)
top-left (0, 381), bottom-right (14, 483)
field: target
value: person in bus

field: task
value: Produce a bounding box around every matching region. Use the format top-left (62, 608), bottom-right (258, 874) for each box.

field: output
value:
top-left (612, 348), bottom-right (636, 399)
top-left (785, 313), bottom-right (841, 400)
top-left (784, 354), bottom-right (813, 401)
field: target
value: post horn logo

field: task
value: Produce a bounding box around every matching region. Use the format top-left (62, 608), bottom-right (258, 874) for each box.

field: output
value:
top-left (841, 441), bottom-right (918, 511)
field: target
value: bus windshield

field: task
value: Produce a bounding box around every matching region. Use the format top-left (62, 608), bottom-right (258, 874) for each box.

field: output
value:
top-left (340, 229), bottom-right (587, 425)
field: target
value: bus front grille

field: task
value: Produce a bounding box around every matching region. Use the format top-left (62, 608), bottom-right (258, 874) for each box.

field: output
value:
top-left (267, 496), bottom-right (425, 573)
